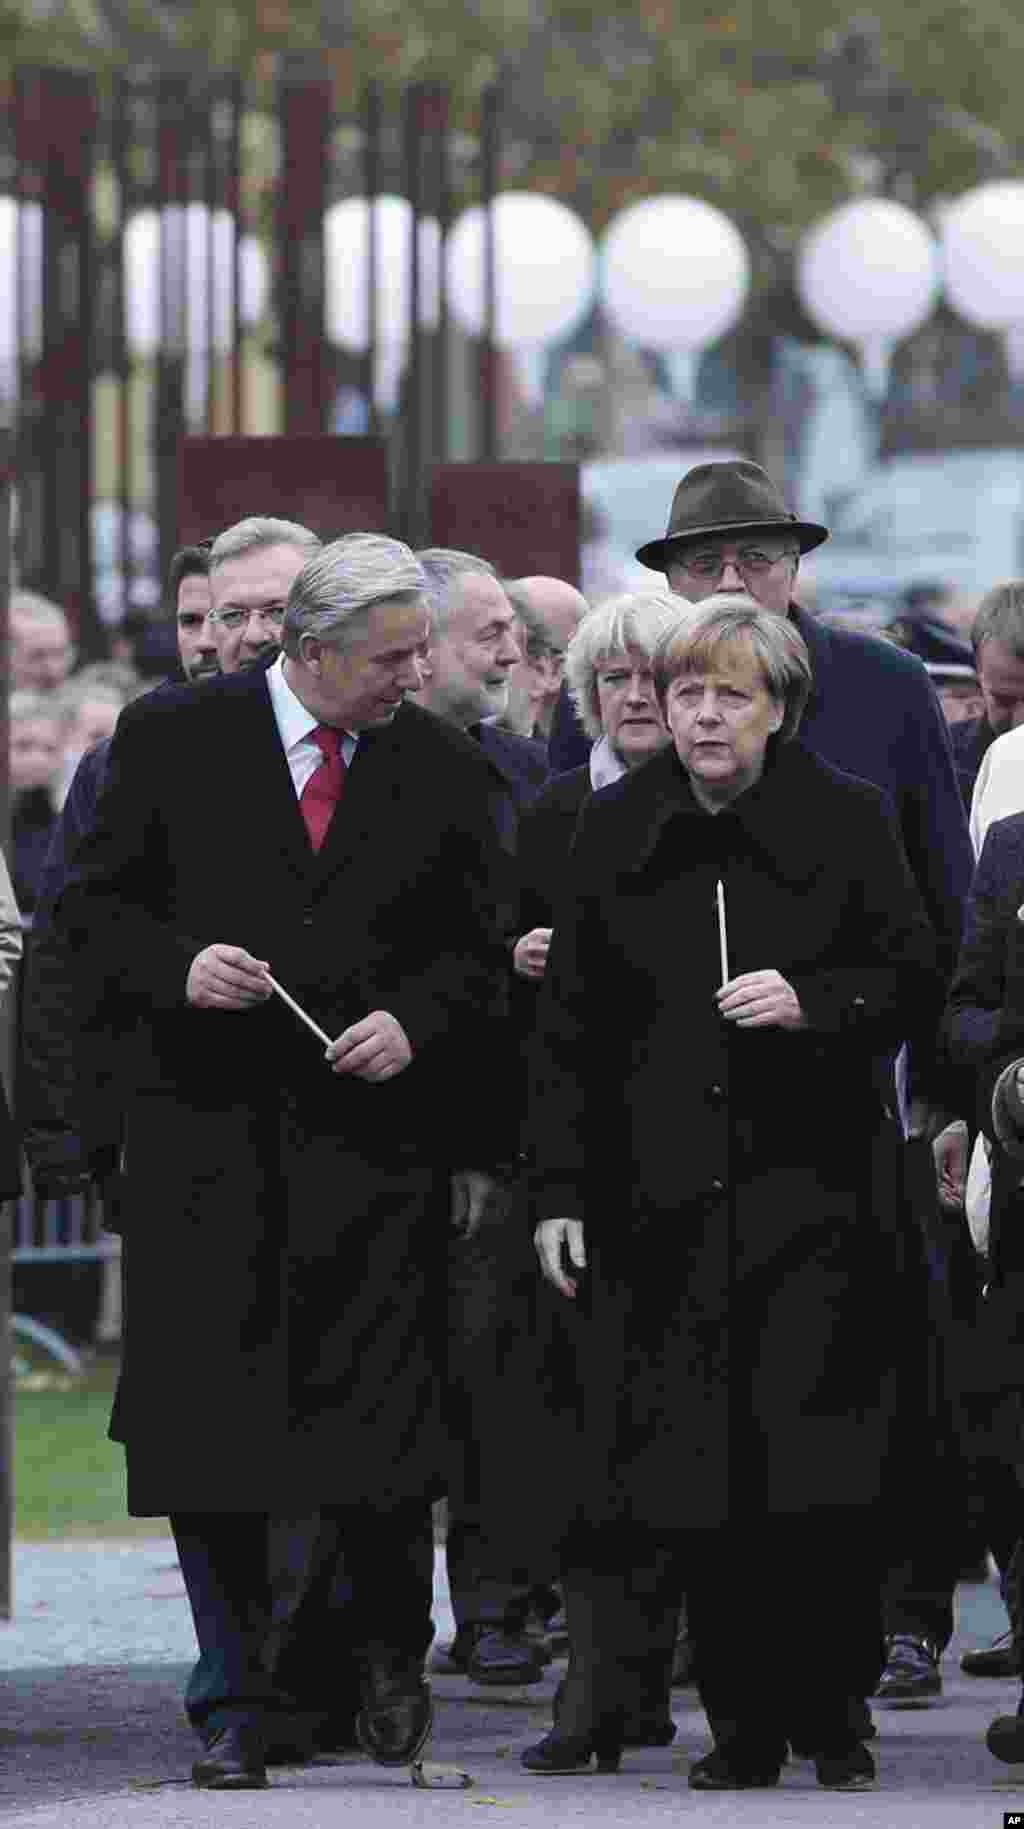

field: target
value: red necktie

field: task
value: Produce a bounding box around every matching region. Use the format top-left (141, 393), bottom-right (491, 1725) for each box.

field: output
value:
top-left (300, 725), bottom-right (346, 851)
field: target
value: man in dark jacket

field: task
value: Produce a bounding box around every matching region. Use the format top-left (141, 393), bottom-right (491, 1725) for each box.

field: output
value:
top-left (634, 459), bottom-right (975, 1711)
top-left (414, 546), bottom-right (552, 1687)
top-left (57, 534), bottom-right (511, 1789)
top-left (948, 581), bottom-right (1024, 809)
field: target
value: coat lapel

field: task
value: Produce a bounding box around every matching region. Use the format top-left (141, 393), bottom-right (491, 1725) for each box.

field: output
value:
top-left (309, 712), bottom-right (406, 890)
top-left (224, 667), bottom-right (317, 882)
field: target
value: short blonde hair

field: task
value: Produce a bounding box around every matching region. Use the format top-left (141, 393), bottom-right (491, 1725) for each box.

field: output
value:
top-left (566, 591), bottom-right (682, 741)
top-left (653, 593), bottom-right (812, 743)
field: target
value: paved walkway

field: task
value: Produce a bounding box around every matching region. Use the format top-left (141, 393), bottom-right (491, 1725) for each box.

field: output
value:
top-left (2, 1541), bottom-right (1024, 1825)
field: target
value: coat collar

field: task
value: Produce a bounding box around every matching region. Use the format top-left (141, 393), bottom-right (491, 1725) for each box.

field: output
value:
top-left (621, 736), bottom-right (831, 889)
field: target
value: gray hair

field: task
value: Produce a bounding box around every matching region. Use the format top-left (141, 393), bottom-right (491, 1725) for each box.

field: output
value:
top-left (9, 688), bottom-right (63, 726)
top-left (971, 580), bottom-right (1024, 660)
top-left (653, 592), bottom-right (813, 743)
top-left (566, 591), bottom-right (683, 740)
top-left (281, 533), bottom-right (427, 656)
top-left (9, 588), bottom-right (70, 633)
top-left (208, 516), bottom-right (322, 573)
top-left (416, 548), bottom-right (499, 634)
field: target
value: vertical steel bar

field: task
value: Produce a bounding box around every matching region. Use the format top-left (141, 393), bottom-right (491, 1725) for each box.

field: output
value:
top-left (431, 85), bottom-right (450, 466)
top-left (402, 85), bottom-right (423, 544)
top-left (0, 434), bottom-right (10, 1622)
top-left (225, 74), bottom-right (243, 434)
top-left (156, 73), bottom-right (188, 587)
top-left (480, 85), bottom-right (499, 460)
top-left (113, 75), bottom-right (131, 606)
top-left (203, 85), bottom-right (216, 437)
top-left (363, 83), bottom-right (380, 440)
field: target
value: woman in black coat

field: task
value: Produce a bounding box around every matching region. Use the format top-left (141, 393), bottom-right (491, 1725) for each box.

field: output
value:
top-left (523, 594), bottom-right (940, 1792)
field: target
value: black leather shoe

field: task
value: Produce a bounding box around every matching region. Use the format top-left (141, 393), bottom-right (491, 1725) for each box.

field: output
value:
top-left (356, 1662), bottom-right (433, 1767)
top-left (192, 1723), bottom-right (267, 1789)
top-left (962, 1629), bottom-right (1020, 1677)
top-left (815, 1743), bottom-right (876, 1790)
top-left (987, 1713), bottom-right (1024, 1763)
top-left (874, 1634), bottom-right (942, 1702)
top-left (688, 1748), bottom-right (782, 1790)
top-left (467, 1626), bottom-right (545, 1686)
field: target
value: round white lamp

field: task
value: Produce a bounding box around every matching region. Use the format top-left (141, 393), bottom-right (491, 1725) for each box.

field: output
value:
top-left (599, 195), bottom-right (749, 401)
top-left (940, 181), bottom-right (1024, 380)
top-left (797, 197), bottom-right (939, 398)
top-left (325, 194), bottom-right (440, 411)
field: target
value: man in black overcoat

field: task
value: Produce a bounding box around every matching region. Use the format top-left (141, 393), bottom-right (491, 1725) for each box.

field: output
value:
top-left (59, 533), bottom-right (510, 1789)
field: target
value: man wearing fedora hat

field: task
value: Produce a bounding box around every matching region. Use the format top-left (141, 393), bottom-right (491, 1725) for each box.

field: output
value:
top-left (637, 458), bottom-right (976, 1715)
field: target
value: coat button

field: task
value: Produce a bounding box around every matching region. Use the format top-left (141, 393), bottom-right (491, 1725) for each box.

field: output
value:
top-left (710, 1177), bottom-right (726, 1194)
top-left (302, 914), bottom-right (314, 927)
top-left (708, 1082), bottom-right (725, 1104)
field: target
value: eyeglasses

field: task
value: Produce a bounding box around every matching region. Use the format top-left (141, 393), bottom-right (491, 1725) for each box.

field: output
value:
top-left (210, 603), bottom-right (287, 632)
top-left (674, 547), bottom-right (799, 582)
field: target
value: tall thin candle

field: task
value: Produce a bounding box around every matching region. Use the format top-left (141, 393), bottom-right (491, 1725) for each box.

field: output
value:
top-left (716, 878), bottom-right (729, 986)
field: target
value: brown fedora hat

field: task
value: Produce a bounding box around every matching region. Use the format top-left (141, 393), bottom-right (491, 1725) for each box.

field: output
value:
top-left (635, 459), bottom-right (828, 571)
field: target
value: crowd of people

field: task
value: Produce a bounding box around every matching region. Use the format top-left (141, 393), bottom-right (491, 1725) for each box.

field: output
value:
top-left (7, 457), bottom-right (1024, 1794)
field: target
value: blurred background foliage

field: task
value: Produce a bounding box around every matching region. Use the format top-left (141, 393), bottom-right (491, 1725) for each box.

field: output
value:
top-left (3, 1), bottom-right (1021, 241)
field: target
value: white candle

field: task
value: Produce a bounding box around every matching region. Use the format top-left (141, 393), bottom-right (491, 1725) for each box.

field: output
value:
top-left (716, 879), bottom-right (729, 986)
top-left (266, 973), bottom-right (333, 1048)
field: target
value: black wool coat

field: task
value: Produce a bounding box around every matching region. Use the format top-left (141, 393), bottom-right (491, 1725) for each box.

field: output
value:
top-left (527, 740), bottom-right (941, 1535)
top-left (58, 671), bottom-right (511, 1516)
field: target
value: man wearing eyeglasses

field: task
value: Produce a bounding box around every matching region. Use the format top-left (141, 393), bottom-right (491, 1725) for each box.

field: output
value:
top-left (634, 459), bottom-right (976, 1726)
top-left (208, 518), bottom-right (322, 673)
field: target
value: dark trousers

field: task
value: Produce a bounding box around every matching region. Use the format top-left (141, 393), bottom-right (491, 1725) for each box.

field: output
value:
top-left (447, 1179), bottom-right (549, 1632)
top-left (687, 1516), bottom-right (885, 1757)
top-left (172, 1504), bottom-right (435, 1741)
top-left (881, 1150), bottom-right (978, 1652)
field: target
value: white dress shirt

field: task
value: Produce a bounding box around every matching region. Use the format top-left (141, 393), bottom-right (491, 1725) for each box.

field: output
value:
top-left (970, 723), bottom-right (1024, 855)
top-left (265, 653), bottom-right (358, 798)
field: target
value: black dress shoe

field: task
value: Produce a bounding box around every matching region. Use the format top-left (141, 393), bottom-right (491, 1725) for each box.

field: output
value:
top-left (356, 1662), bottom-right (433, 1767)
top-left (688, 1748), bottom-right (782, 1790)
top-left (467, 1626), bottom-right (545, 1686)
top-left (192, 1723), bottom-right (267, 1790)
top-left (987, 1712), bottom-right (1024, 1763)
top-left (962, 1629), bottom-right (1020, 1677)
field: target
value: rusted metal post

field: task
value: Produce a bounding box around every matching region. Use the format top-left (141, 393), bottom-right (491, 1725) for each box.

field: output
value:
top-left (278, 56), bottom-right (331, 436)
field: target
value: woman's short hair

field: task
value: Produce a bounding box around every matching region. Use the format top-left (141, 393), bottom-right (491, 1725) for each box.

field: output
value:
top-left (565, 591), bottom-right (683, 740)
top-left (653, 593), bottom-right (813, 743)
top-left (281, 533), bottom-right (427, 657)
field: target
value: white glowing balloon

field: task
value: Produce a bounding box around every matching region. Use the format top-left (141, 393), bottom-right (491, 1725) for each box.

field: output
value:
top-left (600, 196), bottom-right (749, 354)
top-left (325, 194), bottom-right (441, 350)
top-left (798, 198), bottom-right (939, 345)
top-left (797, 198), bottom-right (939, 396)
top-left (941, 181), bottom-right (1024, 377)
top-left (0, 197), bottom-right (44, 382)
top-left (124, 205), bottom-right (267, 358)
top-left (446, 192), bottom-right (595, 348)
